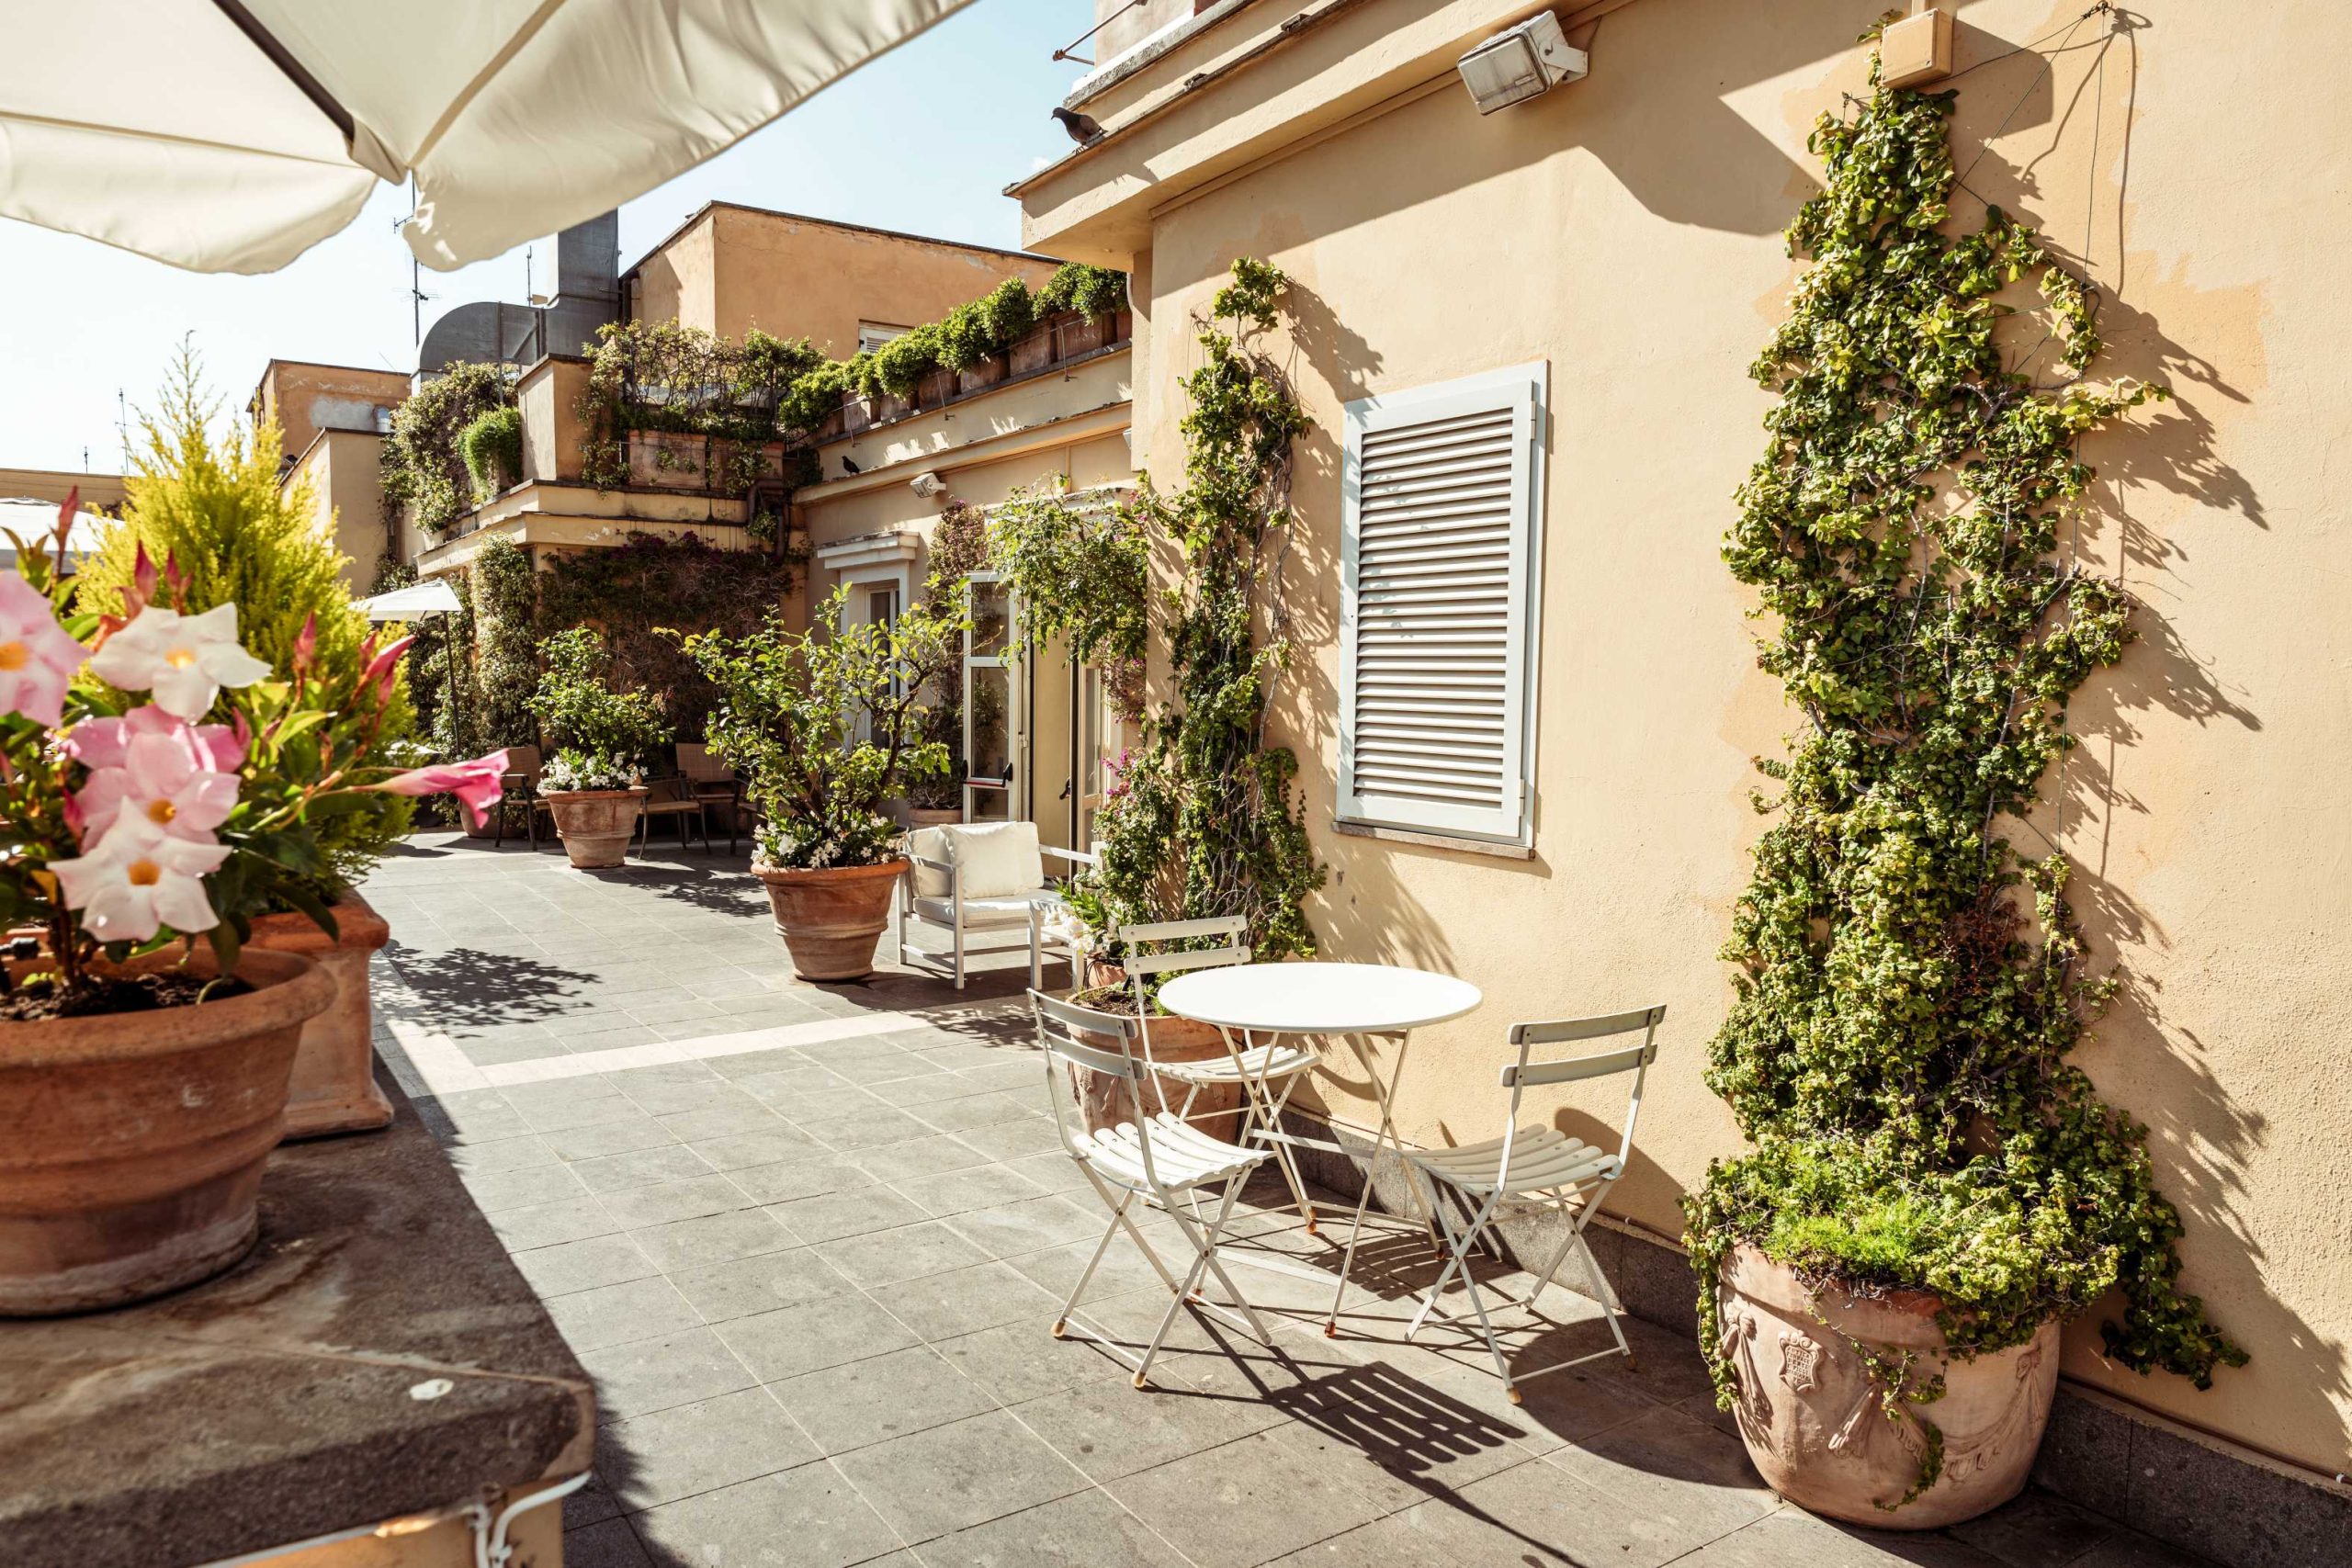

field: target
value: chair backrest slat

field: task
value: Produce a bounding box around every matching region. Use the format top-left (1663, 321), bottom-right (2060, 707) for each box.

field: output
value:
top-left (1119, 914), bottom-right (1247, 944)
top-left (1121, 943), bottom-right (1251, 979)
top-left (1502, 1040), bottom-right (1655, 1089)
top-left (1508, 1004), bottom-right (1665, 1046)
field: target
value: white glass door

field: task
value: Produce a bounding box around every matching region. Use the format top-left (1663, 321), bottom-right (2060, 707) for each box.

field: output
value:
top-left (963, 573), bottom-right (1022, 824)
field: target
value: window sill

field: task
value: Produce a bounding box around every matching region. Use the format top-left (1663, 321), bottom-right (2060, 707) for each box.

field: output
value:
top-left (1333, 819), bottom-right (1533, 861)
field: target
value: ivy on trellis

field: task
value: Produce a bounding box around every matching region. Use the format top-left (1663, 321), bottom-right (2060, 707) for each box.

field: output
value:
top-left (1681, 57), bottom-right (2244, 1492)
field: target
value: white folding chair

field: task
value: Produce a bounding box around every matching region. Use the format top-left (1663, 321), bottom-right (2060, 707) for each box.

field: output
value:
top-left (1119, 916), bottom-right (1325, 1233)
top-left (1402, 1004), bottom-right (1665, 1404)
top-left (1030, 989), bottom-right (1275, 1390)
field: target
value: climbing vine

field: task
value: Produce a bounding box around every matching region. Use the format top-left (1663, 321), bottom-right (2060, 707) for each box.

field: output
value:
top-left (576, 321), bottom-right (818, 492)
top-left (1682, 62), bottom-right (2243, 1498)
top-left (1072, 260), bottom-right (1320, 962)
top-left (989, 479), bottom-right (1148, 727)
top-left (381, 361), bottom-right (514, 536)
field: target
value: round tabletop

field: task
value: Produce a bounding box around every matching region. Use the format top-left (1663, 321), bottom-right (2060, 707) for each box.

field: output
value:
top-left (1158, 961), bottom-right (1483, 1035)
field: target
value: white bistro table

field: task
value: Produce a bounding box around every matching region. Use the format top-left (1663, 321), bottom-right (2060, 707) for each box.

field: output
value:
top-left (1155, 961), bottom-right (1482, 1334)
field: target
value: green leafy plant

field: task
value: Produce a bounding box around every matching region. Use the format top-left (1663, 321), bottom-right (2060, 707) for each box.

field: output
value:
top-left (458, 405), bottom-right (523, 501)
top-left (382, 361), bottom-right (514, 535)
top-left (535, 530), bottom-right (803, 739)
top-left (77, 347), bottom-right (416, 896)
top-left (674, 588), bottom-right (960, 870)
top-left (989, 479), bottom-right (1148, 726)
top-left (528, 626), bottom-right (668, 780)
top-left (470, 535), bottom-right (539, 753)
top-left (872, 324), bottom-right (945, 401)
top-left (904, 501), bottom-right (989, 812)
top-left (1035, 262), bottom-right (1126, 321)
top-left (575, 321), bottom-right (819, 492)
top-left (1681, 65), bottom-right (2242, 1505)
top-left (979, 276), bottom-right (1036, 345)
top-left (1072, 258), bottom-right (1320, 965)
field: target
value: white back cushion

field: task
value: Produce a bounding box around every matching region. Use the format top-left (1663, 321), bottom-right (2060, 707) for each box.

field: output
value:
top-left (947, 820), bottom-right (1045, 898)
top-left (907, 826), bottom-right (953, 897)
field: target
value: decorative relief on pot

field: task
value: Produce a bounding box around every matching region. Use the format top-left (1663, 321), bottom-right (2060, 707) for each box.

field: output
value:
top-left (1714, 1245), bottom-right (2061, 1531)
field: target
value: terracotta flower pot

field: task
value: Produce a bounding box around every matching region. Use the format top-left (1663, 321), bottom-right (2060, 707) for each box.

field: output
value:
top-left (243, 894), bottom-right (395, 1140)
top-left (543, 787), bottom-right (648, 869)
top-left (1715, 1243), bottom-right (2060, 1529)
top-left (1068, 1010), bottom-right (1241, 1145)
top-left (752, 858), bottom-right (908, 981)
top-left (0, 947), bottom-right (336, 1315)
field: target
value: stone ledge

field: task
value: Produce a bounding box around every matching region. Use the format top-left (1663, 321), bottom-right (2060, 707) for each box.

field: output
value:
top-left (0, 1073), bottom-right (594, 1568)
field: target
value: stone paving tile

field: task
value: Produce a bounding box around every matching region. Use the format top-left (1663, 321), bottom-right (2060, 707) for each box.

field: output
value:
top-left (372, 837), bottom-right (2194, 1568)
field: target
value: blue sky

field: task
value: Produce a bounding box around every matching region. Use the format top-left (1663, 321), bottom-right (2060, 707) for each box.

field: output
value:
top-left (0, 0), bottom-right (1092, 474)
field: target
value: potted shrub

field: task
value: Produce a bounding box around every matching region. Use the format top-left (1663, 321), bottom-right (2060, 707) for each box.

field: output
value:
top-left (76, 363), bottom-right (428, 1140)
top-left (1682, 76), bottom-right (2242, 1528)
top-left (527, 628), bottom-right (666, 870)
top-left (0, 501), bottom-right (503, 1312)
top-left (676, 586), bottom-right (960, 980)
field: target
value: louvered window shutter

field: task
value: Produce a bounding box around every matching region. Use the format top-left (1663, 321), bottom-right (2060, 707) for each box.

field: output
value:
top-left (1338, 362), bottom-right (1545, 844)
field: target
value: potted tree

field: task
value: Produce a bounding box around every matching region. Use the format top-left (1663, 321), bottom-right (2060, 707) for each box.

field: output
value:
top-left (527, 627), bottom-right (667, 870)
top-left (676, 587), bottom-right (958, 980)
top-left (1683, 74), bottom-right (2243, 1528)
top-left (75, 358), bottom-right (426, 1140)
top-left (0, 499), bottom-right (503, 1312)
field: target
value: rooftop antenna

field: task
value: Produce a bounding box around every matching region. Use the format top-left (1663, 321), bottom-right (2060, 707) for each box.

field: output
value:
top-left (116, 388), bottom-right (130, 468)
top-left (398, 180), bottom-right (435, 348)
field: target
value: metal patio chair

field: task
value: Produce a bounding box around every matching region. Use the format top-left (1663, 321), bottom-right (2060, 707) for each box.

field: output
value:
top-left (1119, 915), bottom-right (1324, 1232)
top-left (492, 744), bottom-right (551, 850)
top-left (1030, 989), bottom-right (1274, 1390)
top-left (677, 742), bottom-right (746, 853)
top-left (1402, 1003), bottom-right (1665, 1403)
top-left (899, 821), bottom-right (1095, 989)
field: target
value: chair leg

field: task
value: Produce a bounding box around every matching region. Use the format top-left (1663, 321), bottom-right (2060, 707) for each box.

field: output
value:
top-left (952, 916), bottom-right (966, 990)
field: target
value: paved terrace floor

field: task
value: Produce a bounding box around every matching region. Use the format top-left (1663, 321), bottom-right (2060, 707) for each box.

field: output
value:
top-left (365, 831), bottom-right (2212, 1568)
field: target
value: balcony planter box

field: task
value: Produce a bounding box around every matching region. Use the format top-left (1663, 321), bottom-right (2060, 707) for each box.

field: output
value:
top-left (1009, 325), bottom-right (1056, 378)
top-left (628, 430), bottom-right (709, 489)
top-left (0, 947), bottom-right (335, 1315)
top-left (870, 391), bottom-right (914, 423)
top-left (542, 786), bottom-right (648, 869)
top-left (811, 407), bottom-right (848, 444)
top-left (1055, 311), bottom-right (1112, 360)
top-left (243, 895), bottom-right (395, 1141)
top-left (916, 368), bottom-right (956, 409)
top-left (956, 357), bottom-right (1007, 395)
top-left (841, 395), bottom-right (872, 434)
top-left (1714, 1243), bottom-right (2060, 1529)
top-left (752, 858), bottom-right (907, 981)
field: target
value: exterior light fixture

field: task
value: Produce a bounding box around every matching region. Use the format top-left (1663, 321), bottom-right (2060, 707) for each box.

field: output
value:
top-left (1456, 12), bottom-right (1587, 115)
top-left (910, 471), bottom-right (946, 498)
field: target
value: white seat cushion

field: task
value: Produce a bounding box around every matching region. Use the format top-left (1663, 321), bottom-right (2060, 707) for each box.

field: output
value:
top-left (912, 894), bottom-right (1041, 929)
top-left (944, 819), bottom-right (1046, 898)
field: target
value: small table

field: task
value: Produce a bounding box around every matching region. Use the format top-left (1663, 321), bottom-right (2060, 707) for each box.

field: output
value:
top-left (1156, 961), bottom-right (1482, 1334)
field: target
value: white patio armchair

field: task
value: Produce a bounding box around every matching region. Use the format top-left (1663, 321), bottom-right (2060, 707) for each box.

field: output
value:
top-left (898, 820), bottom-right (1096, 989)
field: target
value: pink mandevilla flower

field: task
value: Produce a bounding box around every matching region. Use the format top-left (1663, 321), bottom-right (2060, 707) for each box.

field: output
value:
top-left (50, 818), bottom-right (230, 943)
top-left (67, 704), bottom-right (247, 773)
top-left (74, 711), bottom-right (241, 848)
top-left (375, 750), bottom-right (511, 830)
top-left (88, 602), bottom-right (271, 722)
top-left (0, 572), bottom-right (90, 727)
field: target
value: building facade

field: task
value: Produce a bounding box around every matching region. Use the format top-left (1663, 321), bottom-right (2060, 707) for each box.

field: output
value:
top-left (1011, 0), bottom-right (2352, 1533)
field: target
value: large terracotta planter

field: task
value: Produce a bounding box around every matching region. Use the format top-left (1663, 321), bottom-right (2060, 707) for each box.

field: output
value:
top-left (1068, 1010), bottom-right (1241, 1145)
top-left (903, 806), bottom-right (960, 829)
top-left (543, 787), bottom-right (647, 869)
top-left (0, 948), bottom-right (336, 1315)
top-left (1716, 1243), bottom-right (2060, 1529)
top-left (244, 895), bottom-right (394, 1140)
top-left (752, 858), bottom-right (907, 980)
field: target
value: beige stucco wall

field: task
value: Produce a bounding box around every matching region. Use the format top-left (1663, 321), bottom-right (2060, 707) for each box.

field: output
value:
top-left (285, 428), bottom-right (390, 592)
top-left (254, 362), bottom-right (410, 468)
top-left (626, 206), bottom-right (1062, 359)
top-left (1075, 0), bottom-right (2352, 1476)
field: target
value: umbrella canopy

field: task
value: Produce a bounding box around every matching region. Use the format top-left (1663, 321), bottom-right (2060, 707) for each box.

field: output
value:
top-left (354, 577), bottom-right (464, 621)
top-left (2, 0), bottom-right (971, 275)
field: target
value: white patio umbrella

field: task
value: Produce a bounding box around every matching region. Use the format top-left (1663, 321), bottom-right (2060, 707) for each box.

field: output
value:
top-left (353, 577), bottom-right (463, 622)
top-left (1, 0), bottom-right (972, 276)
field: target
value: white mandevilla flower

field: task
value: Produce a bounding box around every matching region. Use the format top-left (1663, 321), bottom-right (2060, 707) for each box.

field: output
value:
top-left (50, 818), bottom-right (229, 943)
top-left (88, 603), bottom-right (272, 722)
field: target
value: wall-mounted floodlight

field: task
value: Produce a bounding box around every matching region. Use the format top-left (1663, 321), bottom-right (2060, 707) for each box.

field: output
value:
top-left (1457, 12), bottom-right (1588, 115)
top-left (910, 471), bottom-right (946, 498)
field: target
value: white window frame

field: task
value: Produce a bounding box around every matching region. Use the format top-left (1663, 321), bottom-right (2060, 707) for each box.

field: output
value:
top-left (1337, 360), bottom-right (1547, 849)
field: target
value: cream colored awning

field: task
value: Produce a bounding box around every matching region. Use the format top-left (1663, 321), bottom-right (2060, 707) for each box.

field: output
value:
top-left (1, 0), bottom-right (970, 275)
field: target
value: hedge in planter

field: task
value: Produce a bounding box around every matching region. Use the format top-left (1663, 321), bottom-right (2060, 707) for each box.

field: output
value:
top-left (1683, 70), bottom-right (2243, 1512)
